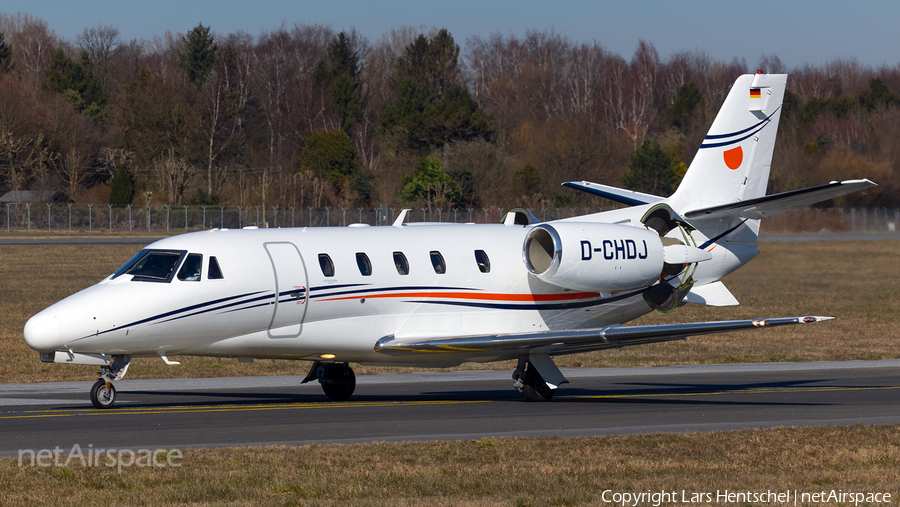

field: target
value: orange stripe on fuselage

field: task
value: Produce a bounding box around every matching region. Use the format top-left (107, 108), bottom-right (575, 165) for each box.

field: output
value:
top-left (318, 291), bottom-right (604, 303)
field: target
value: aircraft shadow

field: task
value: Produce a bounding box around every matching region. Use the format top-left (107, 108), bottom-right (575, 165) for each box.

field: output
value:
top-left (100, 377), bottom-right (854, 410)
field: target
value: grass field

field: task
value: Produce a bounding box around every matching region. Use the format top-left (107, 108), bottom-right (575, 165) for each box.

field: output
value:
top-left (1, 239), bottom-right (898, 383)
top-left (1, 426), bottom-right (899, 506)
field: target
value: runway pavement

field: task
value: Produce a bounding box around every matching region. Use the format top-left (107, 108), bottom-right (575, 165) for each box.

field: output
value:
top-left (1, 360), bottom-right (899, 456)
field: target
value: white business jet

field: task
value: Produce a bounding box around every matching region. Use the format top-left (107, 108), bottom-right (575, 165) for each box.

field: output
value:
top-left (24, 73), bottom-right (875, 408)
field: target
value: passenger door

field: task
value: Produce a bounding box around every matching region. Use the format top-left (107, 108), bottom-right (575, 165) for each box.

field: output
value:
top-left (264, 242), bottom-right (309, 338)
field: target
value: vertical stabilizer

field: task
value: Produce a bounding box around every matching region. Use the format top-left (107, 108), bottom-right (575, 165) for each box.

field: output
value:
top-left (670, 73), bottom-right (787, 214)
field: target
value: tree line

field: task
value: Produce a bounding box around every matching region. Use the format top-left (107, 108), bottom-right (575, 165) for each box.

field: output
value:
top-left (0, 12), bottom-right (897, 214)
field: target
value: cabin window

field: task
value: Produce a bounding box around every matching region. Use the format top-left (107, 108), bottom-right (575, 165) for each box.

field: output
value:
top-left (356, 252), bottom-right (372, 276)
top-left (177, 253), bottom-right (203, 281)
top-left (393, 252), bottom-right (409, 275)
top-left (114, 249), bottom-right (185, 282)
top-left (208, 256), bottom-right (224, 279)
top-left (474, 250), bottom-right (491, 273)
top-left (430, 251), bottom-right (446, 274)
top-left (318, 254), bottom-right (335, 277)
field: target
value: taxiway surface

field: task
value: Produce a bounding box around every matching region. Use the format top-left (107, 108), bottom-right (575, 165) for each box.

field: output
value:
top-left (1, 360), bottom-right (899, 455)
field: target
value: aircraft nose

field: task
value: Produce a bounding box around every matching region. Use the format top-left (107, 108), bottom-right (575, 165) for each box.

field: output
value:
top-left (24, 313), bottom-right (61, 352)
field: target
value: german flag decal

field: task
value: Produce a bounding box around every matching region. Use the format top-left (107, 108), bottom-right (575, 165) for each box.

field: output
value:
top-left (750, 88), bottom-right (762, 98)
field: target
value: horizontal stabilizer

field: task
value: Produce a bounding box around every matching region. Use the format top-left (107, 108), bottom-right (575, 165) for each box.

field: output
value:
top-left (684, 281), bottom-right (740, 306)
top-left (562, 181), bottom-right (664, 207)
top-left (375, 316), bottom-right (832, 356)
top-left (683, 179), bottom-right (877, 220)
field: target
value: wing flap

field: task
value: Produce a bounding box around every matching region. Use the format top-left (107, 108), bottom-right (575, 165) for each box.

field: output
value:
top-left (374, 316), bottom-right (833, 356)
top-left (683, 179), bottom-right (877, 220)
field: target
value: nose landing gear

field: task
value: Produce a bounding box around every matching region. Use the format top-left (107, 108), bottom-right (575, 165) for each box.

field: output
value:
top-left (90, 355), bottom-right (131, 409)
top-left (90, 380), bottom-right (116, 409)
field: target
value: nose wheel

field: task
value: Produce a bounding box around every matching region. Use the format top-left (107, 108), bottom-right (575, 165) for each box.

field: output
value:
top-left (90, 380), bottom-right (117, 409)
top-left (89, 355), bottom-right (130, 409)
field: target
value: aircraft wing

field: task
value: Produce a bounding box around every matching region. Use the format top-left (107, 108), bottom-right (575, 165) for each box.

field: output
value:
top-left (374, 316), bottom-right (832, 356)
top-left (562, 181), bottom-right (665, 206)
top-left (683, 179), bottom-right (877, 220)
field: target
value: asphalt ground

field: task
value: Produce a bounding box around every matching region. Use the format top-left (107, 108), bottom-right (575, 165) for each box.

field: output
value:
top-left (1, 360), bottom-right (899, 456)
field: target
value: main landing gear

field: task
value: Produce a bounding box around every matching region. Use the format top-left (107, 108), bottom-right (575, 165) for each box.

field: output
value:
top-left (512, 355), bottom-right (567, 402)
top-left (302, 361), bottom-right (356, 400)
top-left (90, 355), bottom-right (131, 409)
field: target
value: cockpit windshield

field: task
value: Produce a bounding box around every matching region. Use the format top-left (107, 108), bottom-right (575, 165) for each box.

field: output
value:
top-left (112, 249), bottom-right (186, 282)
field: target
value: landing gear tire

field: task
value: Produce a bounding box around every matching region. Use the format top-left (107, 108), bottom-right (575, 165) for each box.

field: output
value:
top-left (90, 380), bottom-right (116, 409)
top-left (320, 363), bottom-right (356, 401)
top-left (522, 365), bottom-right (554, 402)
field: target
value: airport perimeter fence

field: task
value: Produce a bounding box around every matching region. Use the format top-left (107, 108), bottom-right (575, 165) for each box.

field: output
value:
top-left (1, 202), bottom-right (898, 235)
top-left (2, 203), bottom-right (595, 234)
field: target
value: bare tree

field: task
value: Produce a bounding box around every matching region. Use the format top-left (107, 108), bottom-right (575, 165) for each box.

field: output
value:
top-left (76, 24), bottom-right (121, 91)
top-left (0, 74), bottom-right (53, 191)
top-left (153, 148), bottom-right (194, 204)
top-left (756, 53), bottom-right (786, 74)
top-left (197, 54), bottom-right (239, 197)
top-left (824, 57), bottom-right (872, 95)
top-left (625, 40), bottom-right (659, 148)
top-left (0, 13), bottom-right (57, 91)
top-left (50, 98), bottom-right (99, 199)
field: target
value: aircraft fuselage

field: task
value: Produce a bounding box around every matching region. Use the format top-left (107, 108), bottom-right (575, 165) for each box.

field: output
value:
top-left (27, 220), bottom-right (686, 367)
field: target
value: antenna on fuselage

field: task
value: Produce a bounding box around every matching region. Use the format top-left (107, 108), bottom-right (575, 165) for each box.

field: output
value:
top-left (393, 209), bottom-right (411, 227)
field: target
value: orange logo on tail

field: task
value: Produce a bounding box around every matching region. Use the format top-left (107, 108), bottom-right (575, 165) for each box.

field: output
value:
top-left (723, 146), bottom-right (743, 170)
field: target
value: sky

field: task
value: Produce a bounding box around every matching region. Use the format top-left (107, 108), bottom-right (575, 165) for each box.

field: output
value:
top-left (3, 0), bottom-right (898, 69)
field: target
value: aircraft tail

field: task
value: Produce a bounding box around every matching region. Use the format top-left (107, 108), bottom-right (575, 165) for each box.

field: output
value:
top-left (669, 73), bottom-right (787, 216)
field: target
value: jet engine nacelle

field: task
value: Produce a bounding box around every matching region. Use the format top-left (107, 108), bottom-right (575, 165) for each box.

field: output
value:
top-left (522, 222), bottom-right (665, 292)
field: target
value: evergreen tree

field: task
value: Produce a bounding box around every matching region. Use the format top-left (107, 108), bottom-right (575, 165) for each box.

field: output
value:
top-left (512, 162), bottom-right (542, 197)
top-left (622, 139), bottom-right (684, 196)
top-left (0, 31), bottom-right (12, 74)
top-left (314, 32), bottom-right (365, 131)
top-left (858, 77), bottom-right (900, 112)
top-left (298, 130), bottom-right (364, 188)
top-left (400, 156), bottom-right (464, 211)
top-left (663, 82), bottom-right (704, 130)
top-left (350, 172), bottom-right (374, 205)
top-left (381, 29), bottom-right (492, 153)
top-left (109, 166), bottom-right (134, 206)
top-left (43, 49), bottom-right (107, 120)
top-left (179, 23), bottom-right (217, 89)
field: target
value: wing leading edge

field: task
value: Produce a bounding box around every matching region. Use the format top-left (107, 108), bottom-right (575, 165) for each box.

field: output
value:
top-left (374, 316), bottom-right (833, 357)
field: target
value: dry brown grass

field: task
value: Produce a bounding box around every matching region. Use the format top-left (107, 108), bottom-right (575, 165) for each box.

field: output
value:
top-left (1, 240), bottom-right (898, 383)
top-left (1, 425), bottom-right (898, 506)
